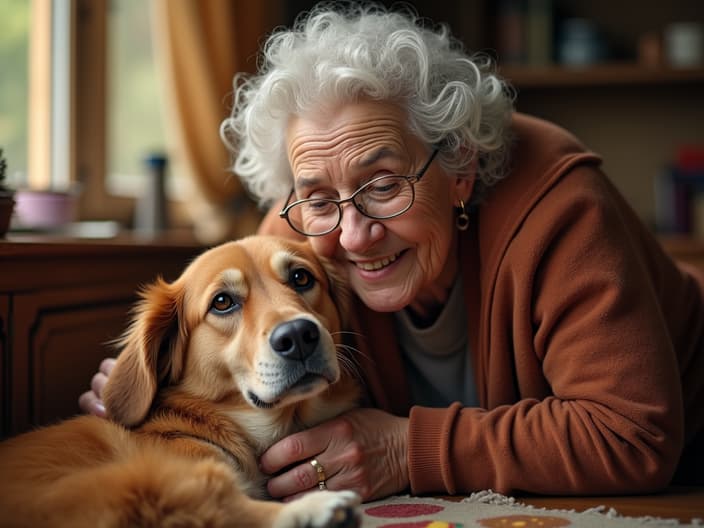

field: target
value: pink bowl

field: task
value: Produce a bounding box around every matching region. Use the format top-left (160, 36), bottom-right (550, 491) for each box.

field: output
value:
top-left (14, 189), bottom-right (77, 229)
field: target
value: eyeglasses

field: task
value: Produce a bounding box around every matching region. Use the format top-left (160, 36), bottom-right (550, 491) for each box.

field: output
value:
top-left (279, 149), bottom-right (439, 237)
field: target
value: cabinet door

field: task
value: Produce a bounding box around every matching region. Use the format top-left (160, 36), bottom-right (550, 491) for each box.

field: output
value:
top-left (10, 284), bottom-right (137, 436)
top-left (0, 296), bottom-right (9, 437)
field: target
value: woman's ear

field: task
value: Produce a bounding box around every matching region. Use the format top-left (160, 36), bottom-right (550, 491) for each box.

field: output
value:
top-left (454, 153), bottom-right (478, 204)
top-left (455, 176), bottom-right (475, 205)
top-left (102, 278), bottom-right (186, 426)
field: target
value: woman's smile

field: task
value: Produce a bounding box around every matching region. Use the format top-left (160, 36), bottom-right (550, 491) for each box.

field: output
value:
top-left (352, 250), bottom-right (403, 272)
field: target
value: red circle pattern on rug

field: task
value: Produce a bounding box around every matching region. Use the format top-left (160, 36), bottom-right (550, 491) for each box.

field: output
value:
top-left (365, 503), bottom-right (445, 518)
top-left (376, 522), bottom-right (454, 528)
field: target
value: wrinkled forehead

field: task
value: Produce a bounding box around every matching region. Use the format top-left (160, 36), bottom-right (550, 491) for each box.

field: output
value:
top-left (285, 100), bottom-right (416, 172)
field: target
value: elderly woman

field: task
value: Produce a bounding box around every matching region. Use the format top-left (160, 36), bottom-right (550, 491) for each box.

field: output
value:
top-left (83, 3), bottom-right (704, 502)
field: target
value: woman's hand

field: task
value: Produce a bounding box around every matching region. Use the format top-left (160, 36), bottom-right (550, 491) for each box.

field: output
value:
top-left (259, 408), bottom-right (409, 502)
top-left (77, 358), bottom-right (116, 417)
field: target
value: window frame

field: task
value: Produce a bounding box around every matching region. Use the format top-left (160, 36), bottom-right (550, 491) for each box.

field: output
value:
top-left (74, 0), bottom-right (134, 223)
top-left (31, 0), bottom-right (168, 225)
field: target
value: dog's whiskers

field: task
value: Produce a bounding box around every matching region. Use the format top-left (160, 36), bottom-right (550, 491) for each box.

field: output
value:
top-left (330, 330), bottom-right (371, 361)
top-left (334, 344), bottom-right (364, 381)
top-left (331, 331), bottom-right (371, 361)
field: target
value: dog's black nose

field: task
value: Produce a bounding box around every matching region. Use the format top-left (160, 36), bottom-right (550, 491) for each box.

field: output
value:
top-left (270, 318), bottom-right (320, 361)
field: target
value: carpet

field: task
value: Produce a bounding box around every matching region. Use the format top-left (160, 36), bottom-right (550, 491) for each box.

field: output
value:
top-left (360, 491), bottom-right (703, 527)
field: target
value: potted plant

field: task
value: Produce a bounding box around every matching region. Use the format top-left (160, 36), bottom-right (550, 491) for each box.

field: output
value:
top-left (0, 148), bottom-right (15, 237)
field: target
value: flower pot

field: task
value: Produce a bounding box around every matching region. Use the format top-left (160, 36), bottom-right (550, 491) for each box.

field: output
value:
top-left (14, 189), bottom-right (77, 230)
top-left (0, 193), bottom-right (16, 237)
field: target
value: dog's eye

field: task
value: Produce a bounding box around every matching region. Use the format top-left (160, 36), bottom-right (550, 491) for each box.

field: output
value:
top-left (289, 267), bottom-right (315, 292)
top-left (209, 293), bottom-right (240, 314)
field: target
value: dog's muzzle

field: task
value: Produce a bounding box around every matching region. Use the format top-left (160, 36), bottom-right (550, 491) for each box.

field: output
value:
top-left (246, 317), bottom-right (338, 409)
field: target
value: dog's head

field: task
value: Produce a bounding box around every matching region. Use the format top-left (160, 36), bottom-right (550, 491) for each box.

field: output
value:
top-left (103, 235), bottom-right (356, 427)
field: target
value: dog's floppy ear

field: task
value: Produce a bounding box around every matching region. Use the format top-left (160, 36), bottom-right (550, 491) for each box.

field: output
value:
top-left (103, 277), bottom-right (187, 426)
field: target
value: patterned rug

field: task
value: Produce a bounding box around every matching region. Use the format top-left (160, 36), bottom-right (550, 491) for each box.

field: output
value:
top-left (360, 491), bottom-right (703, 527)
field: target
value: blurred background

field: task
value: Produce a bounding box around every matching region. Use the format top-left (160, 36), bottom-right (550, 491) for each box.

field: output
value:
top-left (1, 0), bottom-right (703, 243)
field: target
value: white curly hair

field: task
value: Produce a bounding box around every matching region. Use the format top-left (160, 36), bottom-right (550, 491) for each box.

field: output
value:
top-left (220, 2), bottom-right (515, 209)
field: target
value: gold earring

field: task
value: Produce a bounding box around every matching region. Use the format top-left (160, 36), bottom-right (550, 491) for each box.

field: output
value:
top-left (456, 199), bottom-right (470, 231)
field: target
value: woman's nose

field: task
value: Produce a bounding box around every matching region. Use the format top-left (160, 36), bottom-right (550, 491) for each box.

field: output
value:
top-left (338, 203), bottom-right (384, 251)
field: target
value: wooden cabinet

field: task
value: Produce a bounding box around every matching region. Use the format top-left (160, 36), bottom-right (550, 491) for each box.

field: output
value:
top-left (0, 235), bottom-right (203, 439)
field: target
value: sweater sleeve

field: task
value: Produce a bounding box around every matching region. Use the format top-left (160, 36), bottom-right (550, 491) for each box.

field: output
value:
top-left (407, 166), bottom-right (687, 496)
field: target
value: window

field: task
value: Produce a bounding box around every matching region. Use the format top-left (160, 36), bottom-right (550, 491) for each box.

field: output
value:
top-left (2, 0), bottom-right (282, 233)
top-left (0, 0), bottom-right (179, 225)
top-left (0, 0), bottom-right (30, 188)
top-left (106, 0), bottom-right (168, 196)
top-left (75, 0), bottom-right (178, 224)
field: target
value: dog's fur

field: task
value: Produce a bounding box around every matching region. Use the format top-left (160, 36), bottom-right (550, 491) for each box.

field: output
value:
top-left (0, 235), bottom-right (361, 528)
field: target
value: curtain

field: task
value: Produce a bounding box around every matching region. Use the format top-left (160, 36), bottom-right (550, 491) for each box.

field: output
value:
top-left (151, 0), bottom-right (283, 243)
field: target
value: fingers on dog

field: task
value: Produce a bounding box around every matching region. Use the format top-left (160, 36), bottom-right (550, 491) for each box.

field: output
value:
top-left (99, 357), bottom-right (116, 376)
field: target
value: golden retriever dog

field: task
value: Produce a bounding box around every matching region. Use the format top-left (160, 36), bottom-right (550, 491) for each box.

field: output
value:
top-left (0, 235), bottom-right (361, 528)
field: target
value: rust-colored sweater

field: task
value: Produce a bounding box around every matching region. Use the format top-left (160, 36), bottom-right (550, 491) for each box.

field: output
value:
top-left (258, 113), bottom-right (704, 495)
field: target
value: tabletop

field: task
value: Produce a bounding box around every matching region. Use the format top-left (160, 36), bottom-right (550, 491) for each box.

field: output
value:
top-left (516, 486), bottom-right (704, 524)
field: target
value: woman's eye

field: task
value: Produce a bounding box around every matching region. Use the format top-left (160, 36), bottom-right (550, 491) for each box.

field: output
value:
top-left (366, 176), bottom-right (402, 198)
top-left (302, 199), bottom-right (336, 216)
top-left (209, 293), bottom-right (241, 314)
top-left (289, 267), bottom-right (315, 291)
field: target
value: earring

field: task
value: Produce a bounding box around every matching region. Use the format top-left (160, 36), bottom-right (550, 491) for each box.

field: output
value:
top-left (456, 199), bottom-right (470, 231)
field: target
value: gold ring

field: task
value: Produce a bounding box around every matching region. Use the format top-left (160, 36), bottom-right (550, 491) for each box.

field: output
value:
top-left (309, 458), bottom-right (327, 490)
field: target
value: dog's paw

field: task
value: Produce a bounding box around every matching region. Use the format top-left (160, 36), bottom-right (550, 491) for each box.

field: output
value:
top-left (274, 490), bottom-right (361, 528)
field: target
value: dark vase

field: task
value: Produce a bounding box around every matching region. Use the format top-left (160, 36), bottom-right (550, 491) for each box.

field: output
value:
top-left (0, 193), bottom-right (16, 237)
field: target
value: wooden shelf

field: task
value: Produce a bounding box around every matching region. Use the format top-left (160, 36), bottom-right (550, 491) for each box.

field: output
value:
top-left (660, 235), bottom-right (704, 266)
top-left (499, 63), bottom-right (704, 89)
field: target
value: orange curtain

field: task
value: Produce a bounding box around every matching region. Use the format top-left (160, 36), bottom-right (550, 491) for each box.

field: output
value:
top-left (151, 0), bottom-right (283, 242)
